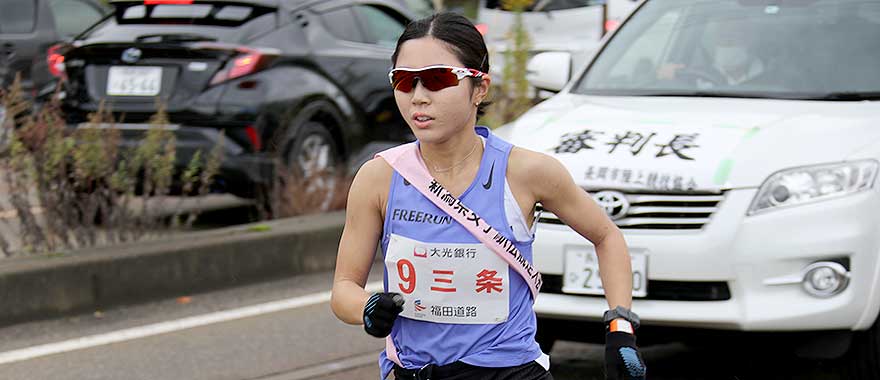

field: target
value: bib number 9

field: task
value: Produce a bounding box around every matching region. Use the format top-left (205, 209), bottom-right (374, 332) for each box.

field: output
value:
top-left (397, 259), bottom-right (416, 294)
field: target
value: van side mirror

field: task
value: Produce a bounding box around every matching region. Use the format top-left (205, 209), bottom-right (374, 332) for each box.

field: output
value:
top-left (526, 52), bottom-right (571, 93)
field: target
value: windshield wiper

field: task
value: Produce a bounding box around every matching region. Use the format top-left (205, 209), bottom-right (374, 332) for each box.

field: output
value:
top-left (810, 92), bottom-right (880, 101)
top-left (135, 33), bottom-right (218, 43)
top-left (631, 91), bottom-right (785, 99)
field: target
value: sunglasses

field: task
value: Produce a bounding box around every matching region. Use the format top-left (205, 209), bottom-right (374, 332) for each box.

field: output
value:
top-left (388, 65), bottom-right (488, 93)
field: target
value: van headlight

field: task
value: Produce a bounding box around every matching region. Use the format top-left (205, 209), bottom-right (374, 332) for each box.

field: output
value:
top-left (748, 160), bottom-right (878, 215)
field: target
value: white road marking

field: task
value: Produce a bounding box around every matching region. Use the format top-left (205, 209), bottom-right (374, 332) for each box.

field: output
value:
top-left (0, 281), bottom-right (384, 365)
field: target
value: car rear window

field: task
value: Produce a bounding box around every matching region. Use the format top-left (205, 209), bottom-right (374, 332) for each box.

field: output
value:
top-left (399, 0), bottom-right (433, 17)
top-left (49, 0), bottom-right (107, 37)
top-left (320, 7), bottom-right (364, 43)
top-left (81, 2), bottom-right (276, 44)
top-left (114, 2), bottom-right (273, 26)
top-left (0, 0), bottom-right (36, 33)
top-left (353, 5), bottom-right (405, 48)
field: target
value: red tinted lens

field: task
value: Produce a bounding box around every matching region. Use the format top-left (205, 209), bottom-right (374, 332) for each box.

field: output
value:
top-left (391, 70), bottom-right (418, 92)
top-left (391, 68), bottom-right (460, 92)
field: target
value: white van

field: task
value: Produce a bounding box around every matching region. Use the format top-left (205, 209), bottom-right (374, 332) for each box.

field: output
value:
top-left (498, 0), bottom-right (880, 377)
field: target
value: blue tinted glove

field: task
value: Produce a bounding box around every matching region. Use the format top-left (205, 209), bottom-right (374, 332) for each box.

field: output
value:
top-left (605, 321), bottom-right (646, 380)
top-left (363, 292), bottom-right (404, 338)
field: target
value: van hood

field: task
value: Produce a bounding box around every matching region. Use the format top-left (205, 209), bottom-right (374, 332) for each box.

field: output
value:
top-left (501, 94), bottom-right (880, 192)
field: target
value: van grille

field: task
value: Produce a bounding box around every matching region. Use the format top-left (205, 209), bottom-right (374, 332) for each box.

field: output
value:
top-left (537, 191), bottom-right (726, 230)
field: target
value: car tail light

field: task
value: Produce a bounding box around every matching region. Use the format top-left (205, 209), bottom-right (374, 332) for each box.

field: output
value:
top-left (244, 125), bottom-right (261, 152)
top-left (210, 49), bottom-right (277, 86)
top-left (475, 23), bottom-right (488, 36)
top-left (47, 44), bottom-right (66, 78)
top-left (604, 19), bottom-right (621, 33)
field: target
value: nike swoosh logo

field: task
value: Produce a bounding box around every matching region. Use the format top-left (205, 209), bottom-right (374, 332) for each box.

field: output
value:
top-left (483, 161), bottom-right (494, 190)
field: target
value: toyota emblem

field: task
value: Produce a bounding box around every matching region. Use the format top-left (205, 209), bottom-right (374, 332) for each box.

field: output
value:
top-left (121, 48), bottom-right (142, 63)
top-left (592, 190), bottom-right (630, 220)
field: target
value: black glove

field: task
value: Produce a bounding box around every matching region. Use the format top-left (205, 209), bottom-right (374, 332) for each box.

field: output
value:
top-left (605, 325), bottom-right (646, 380)
top-left (363, 292), bottom-right (404, 338)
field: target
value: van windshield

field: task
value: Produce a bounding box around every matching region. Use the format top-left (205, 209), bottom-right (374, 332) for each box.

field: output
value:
top-left (574, 0), bottom-right (880, 100)
top-left (484, 0), bottom-right (602, 11)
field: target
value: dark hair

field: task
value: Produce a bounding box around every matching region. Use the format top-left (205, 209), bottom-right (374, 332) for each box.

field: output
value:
top-left (391, 12), bottom-right (490, 117)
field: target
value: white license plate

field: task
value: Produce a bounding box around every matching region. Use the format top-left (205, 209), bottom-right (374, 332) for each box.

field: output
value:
top-left (106, 66), bottom-right (162, 96)
top-left (563, 246), bottom-right (648, 298)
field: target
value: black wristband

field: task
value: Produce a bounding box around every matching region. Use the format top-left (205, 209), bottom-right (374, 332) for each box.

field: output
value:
top-left (603, 306), bottom-right (641, 330)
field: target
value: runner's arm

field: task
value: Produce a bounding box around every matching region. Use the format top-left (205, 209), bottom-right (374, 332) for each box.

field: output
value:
top-left (331, 158), bottom-right (390, 325)
top-left (526, 152), bottom-right (633, 310)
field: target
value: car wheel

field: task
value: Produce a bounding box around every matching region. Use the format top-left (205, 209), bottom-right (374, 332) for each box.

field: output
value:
top-left (846, 317), bottom-right (880, 378)
top-left (275, 121), bottom-right (341, 215)
top-left (535, 318), bottom-right (558, 353)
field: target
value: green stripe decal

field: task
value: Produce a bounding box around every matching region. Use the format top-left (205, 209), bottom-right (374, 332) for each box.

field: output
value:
top-left (713, 127), bottom-right (761, 186)
top-left (743, 126), bottom-right (761, 140)
top-left (714, 159), bottom-right (735, 185)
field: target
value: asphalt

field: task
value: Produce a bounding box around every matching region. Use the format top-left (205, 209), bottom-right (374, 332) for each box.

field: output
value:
top-left (0, 211), bottom-right (349, 327)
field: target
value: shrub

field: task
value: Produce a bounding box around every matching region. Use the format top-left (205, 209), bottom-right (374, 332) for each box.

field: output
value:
top-left (0, 78), bottom-right (223, 257)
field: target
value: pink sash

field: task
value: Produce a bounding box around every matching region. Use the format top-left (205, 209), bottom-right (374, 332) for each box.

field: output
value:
top-left (376, 143), bottom-right (543, 368)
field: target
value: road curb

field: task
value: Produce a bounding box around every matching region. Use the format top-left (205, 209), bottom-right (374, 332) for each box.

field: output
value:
top-left (0, 211), bottom-right (346, 327)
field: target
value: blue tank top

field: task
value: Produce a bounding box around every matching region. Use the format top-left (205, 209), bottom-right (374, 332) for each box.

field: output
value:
top-left (379, 126), bottom-right (542, 378)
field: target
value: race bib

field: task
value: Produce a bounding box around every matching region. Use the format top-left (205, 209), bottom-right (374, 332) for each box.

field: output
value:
top-left (385, 233), bottom-right (510, 324)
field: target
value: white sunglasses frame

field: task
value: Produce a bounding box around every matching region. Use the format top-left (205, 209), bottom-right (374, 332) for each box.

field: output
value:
top-left (387, 65), bottom-right (488, 88)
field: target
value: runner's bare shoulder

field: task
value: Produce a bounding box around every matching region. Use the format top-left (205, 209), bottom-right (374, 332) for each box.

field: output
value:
top-left (508, 147), bottom-right (568, 186)
top-left (350, 157), bottom-right (395, 213)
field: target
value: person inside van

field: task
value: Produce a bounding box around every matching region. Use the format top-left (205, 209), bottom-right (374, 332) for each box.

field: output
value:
top-left (657, 20), bottom-right (765, 87)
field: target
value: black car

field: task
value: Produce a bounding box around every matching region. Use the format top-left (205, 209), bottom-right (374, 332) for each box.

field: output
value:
top-left (1, 0), bottom-right (110, 98)
top-left (59, 0), bottom-right (416, 209)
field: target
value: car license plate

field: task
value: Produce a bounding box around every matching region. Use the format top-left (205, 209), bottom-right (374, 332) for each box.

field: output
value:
top-left (563, 246), bottom-right (648, 298)
top-left (106, 66), bottom-right (162, 96)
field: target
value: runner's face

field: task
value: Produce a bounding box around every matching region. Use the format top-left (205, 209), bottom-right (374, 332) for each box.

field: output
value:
top-left (393, 37), bottom-right (486, 143)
